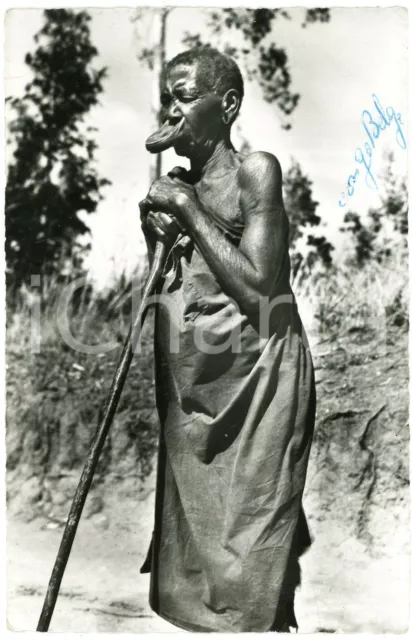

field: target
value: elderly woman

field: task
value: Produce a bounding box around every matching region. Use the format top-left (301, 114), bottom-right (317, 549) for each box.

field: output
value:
top-left (139, 46), bottom-right (316, 633)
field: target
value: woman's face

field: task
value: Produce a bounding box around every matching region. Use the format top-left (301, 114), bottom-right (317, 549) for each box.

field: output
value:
top-left (159, 62), bottom-right (224, 158)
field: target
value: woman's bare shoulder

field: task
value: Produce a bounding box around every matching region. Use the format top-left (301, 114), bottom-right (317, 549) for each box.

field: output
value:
top-left (237, 151), bottom-right (282, 193)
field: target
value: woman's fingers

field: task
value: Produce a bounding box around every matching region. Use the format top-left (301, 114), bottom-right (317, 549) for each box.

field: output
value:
top-left (146, 212), bottom-right (160, 233)
top-left (139, 197), bottom-right (153, 221)
top-left (146, 211), bottom-right (180, 241)
top-left (139, 193), bottom-right (183, 242)
top-left (168, 166), bottom-right (188, 181)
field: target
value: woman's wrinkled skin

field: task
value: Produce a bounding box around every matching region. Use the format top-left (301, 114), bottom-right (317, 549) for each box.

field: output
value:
top-left (145, 64), bottom-right (224, 156)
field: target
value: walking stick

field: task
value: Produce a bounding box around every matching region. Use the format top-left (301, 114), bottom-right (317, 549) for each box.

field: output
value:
top-left (37, 239), bottom-right (169, 632)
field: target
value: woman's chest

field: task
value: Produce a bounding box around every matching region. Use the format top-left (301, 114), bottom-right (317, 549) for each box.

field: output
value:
top-left (194, 174), bottom-right (243, 232)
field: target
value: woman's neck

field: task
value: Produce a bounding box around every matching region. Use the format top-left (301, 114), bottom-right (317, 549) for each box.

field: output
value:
top-left (189, 137), bottom-right (239, 181)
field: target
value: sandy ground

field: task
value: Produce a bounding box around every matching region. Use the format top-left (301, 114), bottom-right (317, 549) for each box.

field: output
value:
top-left (7, 485), bottom-right (410, 634)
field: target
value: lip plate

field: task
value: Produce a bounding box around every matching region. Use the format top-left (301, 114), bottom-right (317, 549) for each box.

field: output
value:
top-left (145, 117), bottom-right (185, 153)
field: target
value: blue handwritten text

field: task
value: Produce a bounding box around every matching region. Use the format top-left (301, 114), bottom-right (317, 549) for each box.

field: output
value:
top-left (338, 94), bottom-right (406, 207)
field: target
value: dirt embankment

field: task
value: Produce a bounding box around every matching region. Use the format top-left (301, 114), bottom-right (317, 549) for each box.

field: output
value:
top-left (307, 327), bottom-right (409, 557)
top-left (6, 326), bottom-right (409, 633)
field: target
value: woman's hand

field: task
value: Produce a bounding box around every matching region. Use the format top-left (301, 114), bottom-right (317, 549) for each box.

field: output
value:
top-left (144, 210), bottom-right (182, 245)
top-left (140, 167), bottom-right (197, 228)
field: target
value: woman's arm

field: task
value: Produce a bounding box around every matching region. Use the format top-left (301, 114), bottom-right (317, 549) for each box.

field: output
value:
top-left (181, 152), bottom-right (288, 315)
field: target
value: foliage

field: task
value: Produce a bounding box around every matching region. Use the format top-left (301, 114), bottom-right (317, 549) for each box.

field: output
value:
top-left (306, 234), bottom-right (335, 270)
top-left (340, 211), bottom-right (375, 266)
top-left (340, 153), bottom-right (408, 267)
top-left (283, 160), bottom-right (334, 275)
top-left (185, 8), bottom-right (331, 128)
top-left (6, 269), bottom-right (158, 513)
top-left (6, 9), bottom-right (110, 292)
top-left (283, 160), bottom-right (321, 245)
top-left (293, 239), bottom-right (408, 375)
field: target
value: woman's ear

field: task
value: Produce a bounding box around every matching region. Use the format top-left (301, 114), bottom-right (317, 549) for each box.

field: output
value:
top-left (222, 89), bottom-right (240, 126)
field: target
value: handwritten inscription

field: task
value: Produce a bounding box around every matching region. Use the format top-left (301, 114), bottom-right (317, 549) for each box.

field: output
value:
top-left (339, 94), bottom-right (406, 207)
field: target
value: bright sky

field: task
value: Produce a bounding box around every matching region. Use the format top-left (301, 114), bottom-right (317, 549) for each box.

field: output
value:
top-left (5, 7), bottom-right (408, 289)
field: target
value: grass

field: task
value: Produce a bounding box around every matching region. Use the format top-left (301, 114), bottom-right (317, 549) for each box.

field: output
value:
top-left (6, 264), bottom-right (158, 519)
top-left (293, 245), bottom-right (408, 356)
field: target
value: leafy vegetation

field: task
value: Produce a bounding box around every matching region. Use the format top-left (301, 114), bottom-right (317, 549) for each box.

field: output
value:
top-left (283, 160), bottom-right (334, 275)
top-left (340, 152), bottom-right (408, 266)
top-left (182, 8), bottom-right (330, 128)
top-left (6, 269), bottom-right (158, 519)
top-left (6, 9), bottom-right (109, 292)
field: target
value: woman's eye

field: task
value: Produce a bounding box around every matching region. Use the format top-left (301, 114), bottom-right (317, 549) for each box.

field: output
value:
top-left (176, 93), bottom-right (195, 103)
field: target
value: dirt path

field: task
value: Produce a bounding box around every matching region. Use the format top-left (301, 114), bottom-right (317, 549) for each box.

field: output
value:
top-left (7, 487), bottom-right (409, 633)
top-left (7, 491), bottom-right (177, 633)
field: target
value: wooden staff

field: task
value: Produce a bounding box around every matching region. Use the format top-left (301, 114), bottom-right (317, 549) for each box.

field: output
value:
top-left (37, 239), bottom-right (168, 632)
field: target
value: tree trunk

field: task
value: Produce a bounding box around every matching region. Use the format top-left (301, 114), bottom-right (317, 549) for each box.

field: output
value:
top-left (149, 8), bottom-right (169, 183)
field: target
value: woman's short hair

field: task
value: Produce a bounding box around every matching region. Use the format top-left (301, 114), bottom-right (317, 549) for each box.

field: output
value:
top-left (165, 45), bottom-right (244, 109)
